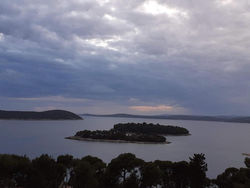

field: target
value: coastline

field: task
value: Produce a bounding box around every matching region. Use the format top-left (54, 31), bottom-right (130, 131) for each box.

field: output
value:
top-left (242, 153), bottom-right (250, 157)
top-left (65, 136), bottom-right (170, 144)
top-left (162, 133), bottom-right (191, 136)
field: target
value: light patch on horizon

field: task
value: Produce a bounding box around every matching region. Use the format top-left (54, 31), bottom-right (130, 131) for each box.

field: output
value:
top-left (130, 105), bottom-right (174, 112)
top-left (137, 0), bottom-right (188, 18)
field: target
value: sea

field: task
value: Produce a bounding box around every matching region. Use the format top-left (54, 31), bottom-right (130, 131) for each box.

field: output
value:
top-left (0, 116), bottom-right (249, 178)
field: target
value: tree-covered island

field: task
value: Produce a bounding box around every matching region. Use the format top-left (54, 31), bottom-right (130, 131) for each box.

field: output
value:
top-left (114, 122), bottom-right (189, 135)
top-left (66, 122), bottom-right (189, 144)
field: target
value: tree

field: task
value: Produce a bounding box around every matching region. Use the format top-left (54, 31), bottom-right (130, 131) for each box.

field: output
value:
top-left (28, 154), bottom-right (65, 188)
top-left (70, 161), bottom-right (98, 188)
top-left (154, 160), bottom-right (173, 187)
top-left (81, 156), bottom-right (106, 187)
top-left (141, 162), bottom-right (162, 188)
top-left (189, 153), bottom-right (208, 188)
top-left (172, 161), bottom-right (190, 188)
top-left (57, 155), bottom-right (74, 186)
top-left (215, 167), bottom-right (239, 188)
top-left (0, 154), bottom-right (31, 187)
top-left (105, 153), bottom-right (144, 187)
top-left (57, 154), bottom-right (73, 168)
top-left (81, 155), bottom-right (106, 174)
top-left (123, 172), bottom-right (140, 188)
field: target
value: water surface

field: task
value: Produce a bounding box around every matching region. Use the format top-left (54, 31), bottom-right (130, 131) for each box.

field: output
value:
top-left (0, 116), bottom-right (249, 178)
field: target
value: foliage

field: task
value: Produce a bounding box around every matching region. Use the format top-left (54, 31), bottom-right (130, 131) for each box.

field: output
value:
top-left (75, 129), bottom-right (166, 143)
top-left (27, 154), bottom-right (65, 188)
top-left (70, 161), bottom-right (98, 188)
top-left (189, 153), bottom-right (208, 188)
top-left (74, 122), bottom-right (190, 144)
top-left (0, 154), bottom-right (30, 187)
top-left (104, 153), bottom-right (144, 188)
top-left (114, 122), bottom-right (189, 135)
top-left (141, 162), bottom-right (162, 188)
top-left (214, 158), bottom-right (250, 188)
top-left (2, 153), bottom-right (250, 188)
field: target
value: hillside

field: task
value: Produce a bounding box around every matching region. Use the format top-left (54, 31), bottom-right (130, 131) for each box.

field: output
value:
top-left (0, 110), bottom-right (83, 120)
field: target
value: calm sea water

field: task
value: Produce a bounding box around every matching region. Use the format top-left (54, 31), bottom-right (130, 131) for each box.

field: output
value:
top-left (0, 116), bottom-right (249, 178)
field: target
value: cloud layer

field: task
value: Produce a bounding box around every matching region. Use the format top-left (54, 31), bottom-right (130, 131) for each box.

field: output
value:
top-left (1, 0), bottom-right (250, 115)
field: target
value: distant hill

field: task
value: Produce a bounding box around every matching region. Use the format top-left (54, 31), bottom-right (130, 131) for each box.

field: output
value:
top-left (82, 113), bottom-right (250, 123)
top-left (0, 110), bottom-right (83, 120)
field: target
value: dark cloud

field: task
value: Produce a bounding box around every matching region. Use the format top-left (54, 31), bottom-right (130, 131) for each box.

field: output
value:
top-left (0, 0), bottom-right (250, 115)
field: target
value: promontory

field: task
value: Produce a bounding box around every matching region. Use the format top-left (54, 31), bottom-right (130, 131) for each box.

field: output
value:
top-left (0, 110), bottom-right (83, 120)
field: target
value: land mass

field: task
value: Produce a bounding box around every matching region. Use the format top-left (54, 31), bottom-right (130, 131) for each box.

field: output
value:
top-left (114, 122), bottom-right (189, 135)
top-left (0, 110), bottom-right (83, 120)
top-left (67, 122), bottom-right (189, 144)
top-left (82, 113), bottom-right (250, 123)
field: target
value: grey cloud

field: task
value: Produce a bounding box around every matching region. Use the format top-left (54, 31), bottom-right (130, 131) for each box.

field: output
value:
top-left (0, 0), bottom-right (250, 115)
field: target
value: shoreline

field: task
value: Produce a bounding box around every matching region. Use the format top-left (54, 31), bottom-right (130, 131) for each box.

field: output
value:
top-left (242, 153), bottom-right (250, 157)
top-left (65, 136), bottom-right (170, 144)
top-left (162, 133), bottom-right (191, 136)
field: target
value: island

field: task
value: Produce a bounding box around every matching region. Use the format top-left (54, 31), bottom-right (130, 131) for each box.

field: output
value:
top-left (113, 122), bottom-right (189, 135)
top-left (0, 110), bottom-right (83, 120)
top-left (66, 122), bottom-right (189, 144)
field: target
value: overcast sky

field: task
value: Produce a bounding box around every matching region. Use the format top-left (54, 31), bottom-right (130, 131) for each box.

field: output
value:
top-left (0, 0), bottom-right (250, 115)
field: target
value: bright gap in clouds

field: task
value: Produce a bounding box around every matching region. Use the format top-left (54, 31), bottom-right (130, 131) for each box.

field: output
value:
top-left (74, 35), bottom-right (120, 51)
top-left (138, 0), bottom-right (188, 18)
top-left (130, 105), bottom-right (173, 112)
top-left (219, 0), bottom-right (233, 5)
top-left (0, 33), bottom-right (4, 41)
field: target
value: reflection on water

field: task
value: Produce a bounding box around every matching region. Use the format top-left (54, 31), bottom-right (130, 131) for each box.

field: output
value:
top-left (0, 116), bottom-right (249, 178)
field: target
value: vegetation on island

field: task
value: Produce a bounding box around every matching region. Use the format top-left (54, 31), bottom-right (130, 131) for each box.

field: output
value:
top-left (113, 122), bottom-right (189, 135)
top-left (74, 129), bottom-right (166, 143)
top-left (0, 153), bottom-right (249, 188)
top-left (71, 122), bottom-right (189, 143)
top-left (0, 110), bottom-right (83, 120)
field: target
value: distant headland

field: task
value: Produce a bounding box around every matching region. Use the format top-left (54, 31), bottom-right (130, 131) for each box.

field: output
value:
top-left (66, 122), bottom-right (189, 144)
top-left (0, 110), bottom-right (83, 120)
top-left (82, 113), bottom-right (250, 123)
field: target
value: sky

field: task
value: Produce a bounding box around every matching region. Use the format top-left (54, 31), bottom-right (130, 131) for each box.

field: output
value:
top-left (0, 0), bottom-right (250, 115)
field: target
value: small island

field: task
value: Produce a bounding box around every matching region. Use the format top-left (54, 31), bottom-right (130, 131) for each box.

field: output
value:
top-left (0, 110), bottom-right (83, 120)
top-left (66, 122), bottom-right (189, 144)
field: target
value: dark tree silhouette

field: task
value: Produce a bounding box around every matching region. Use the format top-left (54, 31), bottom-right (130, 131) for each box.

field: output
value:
top-left (28, 154), bottom-right (65, 188)
top-left (105, 153), bottom-right (144, 187)
top-left (141, 162), bottom-right (162, 188)
top-left (70, 161), bottom-right (98, 188)
top-left (189, 153), bottom-right (208, 188)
